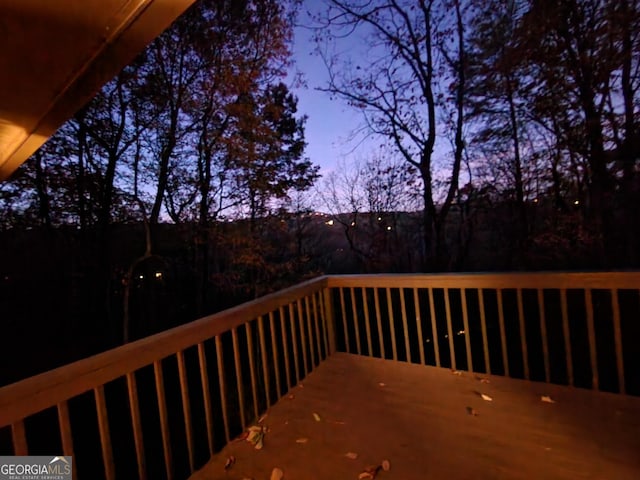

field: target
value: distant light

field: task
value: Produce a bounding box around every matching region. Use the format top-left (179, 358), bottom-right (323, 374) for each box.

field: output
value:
top-left (386, 226), bottom-right (392, 231)
top-left (425, 338), bottom-right (431, 343)
top-left (533, 198), bottom-right (538, 203)
top-left (138, 274), bottom-right (144, 280)
top-left (457, 329), bottom-right (465, 336)
top-left (574, 200), bottom-right (579, 205)
top-left (351, 221), bottom-right (356, 226)
top-left (155, 272), bottom-right (163, 279)
top-left (444, 334), bottom-right (448, 338)
top-left (326, 219), bottom-right (334, 226)
top-left (377, 217), bottom-right (382, 221)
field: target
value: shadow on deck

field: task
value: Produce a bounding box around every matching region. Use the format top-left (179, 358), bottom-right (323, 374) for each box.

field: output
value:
top-left (192, 353), bottom-right (640, 480)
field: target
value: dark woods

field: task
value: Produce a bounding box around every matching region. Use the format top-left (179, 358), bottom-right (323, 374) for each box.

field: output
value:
top-left (1, 0), bottom-right (639, 384)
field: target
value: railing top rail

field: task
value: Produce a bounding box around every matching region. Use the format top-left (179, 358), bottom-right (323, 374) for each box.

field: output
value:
top-left (324, 272), bottom-right (640, 290)
top-left (0, 276), bottom-right (328, 427)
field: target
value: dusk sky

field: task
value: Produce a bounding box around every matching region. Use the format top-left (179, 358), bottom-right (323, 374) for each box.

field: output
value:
top-left (288, 6), bottom-right (370, 176)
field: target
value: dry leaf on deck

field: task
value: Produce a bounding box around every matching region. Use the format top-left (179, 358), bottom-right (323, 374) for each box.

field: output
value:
top-left (451, 370), bottom-right (463, 376)
top-left (224, 456), bottom-right (236, 470)
top-left (378, 382), bottom-right (386, 387)
top-left (296, 438), bottom-right (309, 444)
top-left (288, 394), bottom-right (295, 399)
top-left (246, 425), bottom-right (266, 450)
top-left (345, 452), bottom-right (358, 459)
top-left (541, 395), bottom-right (556, 403)
top-left (270, 467), bottom-right (284, 480)
top-left (313, 412), bottom-right (321, 422)
top-left (358, 465), bottom-right (381, 479)
top-left (466, 406), bottom-right (478, 416)
top-left (381, 459), bottom-right (391, 471)
top-left (475, 376), bottom-right (490, 383)
top-left (474, 390), bottom-right (493, 402)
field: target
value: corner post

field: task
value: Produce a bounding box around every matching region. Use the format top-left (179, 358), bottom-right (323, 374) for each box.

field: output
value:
top-left (322, 285), bottom-right (337, 355)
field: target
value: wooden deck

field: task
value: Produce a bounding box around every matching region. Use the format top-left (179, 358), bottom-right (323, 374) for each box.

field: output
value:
top-left (191, 352), bottom-right (640, 480)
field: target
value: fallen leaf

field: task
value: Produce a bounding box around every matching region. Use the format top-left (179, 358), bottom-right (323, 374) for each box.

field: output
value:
top-left (466, 406), bottom-right (478, 416)
top-left (288, 394), bottom-right (295, 399)
top-left (299, 383), bottom-right (304, 388)
top-left (330, 420), bottom-right (346, 425)
top-left (541, 395), bottom-right (556, 403)
top-left (475, 376), bottom-right (490, 383)
top-left (381, 459), bottom-right (391, 471)
top-left (224, 455), bottom-right (236, 470)
top-left (296, 438), bottom-right (309, 444)
top-left (246, 425), bottom-right (266, 450)
top-left (378, 382), bottom-right (386, 387)
top-left (313, 412), bottom-right (321, 422)
top-left (451, 369), bottom-right (463, 376)
top-left (359, 465), bottom-right (381, 479)
top-left (474, 390), bottom-right (493, 401)
top-left (270, 467), bottom-right (284, 480)
top-left (345, 452), bottom-right (358, 460)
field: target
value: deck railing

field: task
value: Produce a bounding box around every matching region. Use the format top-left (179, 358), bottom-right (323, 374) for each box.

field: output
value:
top-left (326, 273), bottom-right (640, 394)
top-left (1, 272), bottom-right (638, 479)
top-left (0, 276), bottom-right (333, 480)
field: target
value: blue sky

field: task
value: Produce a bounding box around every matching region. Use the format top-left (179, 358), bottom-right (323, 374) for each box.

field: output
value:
top-left (288, 10), bottom-right (368, 176)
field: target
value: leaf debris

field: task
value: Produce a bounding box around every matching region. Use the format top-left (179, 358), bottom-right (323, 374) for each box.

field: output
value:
top-left (224, 455), bottom-right (236, 470)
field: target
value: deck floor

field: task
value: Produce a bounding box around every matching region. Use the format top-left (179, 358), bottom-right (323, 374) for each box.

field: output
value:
top-left (190, 353), bottom-right (640, 480)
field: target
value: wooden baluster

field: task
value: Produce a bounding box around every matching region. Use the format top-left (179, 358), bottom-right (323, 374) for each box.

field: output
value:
top-left (374, 288), bottom-right (385, 359)
top-left (339, 288), bottom-right (350, 353)
top-left (497, 289), bottom-right (509, 377)
top-left (537, 290), bottom-right (550, 383)
top-left (215, 335), bottom-right (231, 443)
top-left (279, 307), bottom-right (292, 392)
top-left (585, 289), bottom-right (598, 390)
top-left (231, 328), bottom-right (247, 429)
top-left (289, 303), bottom-right (301, 383)
top-left (197, 343), bottom-right (215, 455)
top-left (461, 289), bottom-right (473, 372)
top-left (304, 296), bottom-right (317, 366)
top-left (154, 361), bottom-right (173, 480)
top-left (311, 294), bottom-right (323, 360)
top-left (350, 287), bottom-right (362, 355)
top-left (95, 385), bottom-right (116, 480)
top-left (269, 312), bottom-right (282, 398)
top-left (125, 373), bottom-right (146, 479)
top-left (478, 289), bottom-right (491, 374)
top-left (361, 288), bottom-right (373, 356)
top-left (297, 300), bottom-right (309, 376)
top-left (560, 289), bottom-right (573, 386)
top-left (11, 419), bottom-right (28, 455)
top-left (611, 289), bottom-right (625, 394)
top-left (413, 288), bottom-right (426, 365)
top-left (176, 351), bottom-right (195, 473)
top-left (245, 322), bottom-right (260, 420)
top-left (386, 288), bottom-right (398, 361)
top-left (517, 289), bottom-right (529, 380)
top-left (399, 288), bottom-right (412, 362)
top-left (444, 289), bottom-right (456, 370)
top-left (257, 316), bottom-right (271, 408)
top-left (318, 288), bottom-right (332, 359)
top-left (428, 288), bottom-right (440, 367)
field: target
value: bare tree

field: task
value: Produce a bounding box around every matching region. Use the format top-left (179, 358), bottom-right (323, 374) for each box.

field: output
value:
top-left (313, 0), bottom-right (467, 270)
